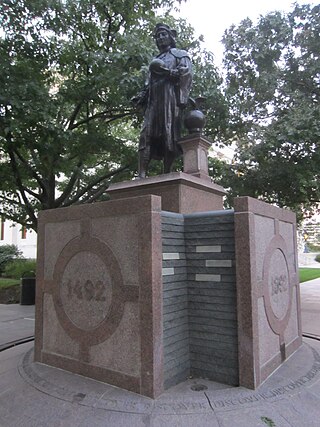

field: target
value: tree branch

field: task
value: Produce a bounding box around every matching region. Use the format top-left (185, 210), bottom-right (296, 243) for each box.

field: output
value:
top-left (67, 103), bottom-right (83, 130)
top-left (22, 186), bottom-right (43, 201)
top-left (76, 181), bottom-right (109, 204)
top-left (85, 184), bottom-right (109, 204)
top-left (68, 110), bottom-right (133, 130)
top-left (0, 195), bottom-right (22, 207)
top-left (10, 145), bottom-right (47, 198)
top-left (62, 163), bottom-right (131, 207)
top-left (54, 162), bottom-right (83, 207)
top-left (6, 143), bottom-right (38, 230)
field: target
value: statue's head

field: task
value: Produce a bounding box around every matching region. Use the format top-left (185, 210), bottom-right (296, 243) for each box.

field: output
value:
top-left (153, 23), bottom-right (177, 49)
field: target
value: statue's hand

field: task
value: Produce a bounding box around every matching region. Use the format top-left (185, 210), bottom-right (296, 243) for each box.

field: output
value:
top-left (176, 65), bottom-right (189, 75)
top-left (169, 69), bottom-right (179, 78)
top-left (131, 95), bottom-right (139, 105)
top-left (131, 88), bottom-right (148, 107)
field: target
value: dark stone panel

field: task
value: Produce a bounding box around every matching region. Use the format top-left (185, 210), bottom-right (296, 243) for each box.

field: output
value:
top-left (185, 223), bottom-right (235, 233)
top-left (185, 237), bottom-right (236, 246)
top-left (162, 231), bottom-right (186, 239)
top-left (161, 214), bottom-right (184, 224)
top-left (162, 211), bottom-right (238, 389)
top-left (189, 332), bottom-right (238, 348)
top-left (185, 245), bottom-right (236, 255)
top-left (162, 213), bottom-right (189, 388)
top-left (163, 330), bottom-right (189, 346)
top-left (162, 260), bottom-right (187, 269)
top-left (190, 341), bottom-right (238, 356)
top-left (187, 275), bottom-right (237, 284)
top-left (163, 323), bottom-right (189, 339)
top-left (164, 309), bottom-right (188, 323)
top-left (189, 344), bottom-right (238, 360)
top-left (184, 230), bottom-right (235, 239)
top-left (190, 354), bottom-right (238, 372)
top-left (189, 295), bottom-right (236, 305)
top-left (188, 321), bottom-right (238, 336)
top-left (163, 293), bottom-right (188, 304)
top-left (166, 266), bottom-right (187, 276)
top-left (162, 274), bottom-right (188, 284)
top-left (185, 253), bottom-right (235, 261)
top-left (163, 288), bottom-right (188, 299)
top-left (190, 367), bottom-right (238, 386)
top-left (188, 288), bottom-right (236, 298)
top-left (164, 366), bottom-right (190, 389)
top-left (187, 281), bottom-right (236, 291)
top-left (162, 238), bottom-right (186, 246)
top-left (164, 337), bottom-right (190, 360)
top-left (190, 360), bottom-right (238, 378)
top-left (187, 267), bottom-right (236, 276)
top-left (188, 308), bottom-right (237, 321)
top-left (189, 322), bottom-right (238, 335)
top-left (162, 222), bottom-right (185, 229)
top-left (184, 211), bottom-right (234, 223)
top-left (163, 301), bottom-right (188, 315)
top-left (163, 282), bottom-right (188, 293)
top-left (164, 351), bottom-right (190, 371)
top-left (163, 320), bottom-right (188, 335)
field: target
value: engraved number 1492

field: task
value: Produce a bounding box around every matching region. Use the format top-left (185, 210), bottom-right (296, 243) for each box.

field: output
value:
top-left (64, 279), bottom-right (106, 302)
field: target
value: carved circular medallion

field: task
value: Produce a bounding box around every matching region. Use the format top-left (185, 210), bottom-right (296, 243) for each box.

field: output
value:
top-left (52, 235), bottom-right (125, 346)
top-left (60, 251), bottom-right (113, 330)
top-left (268, 249), bottom-right (290, 320)
top-left (263, 235), bottom-right (293, 334)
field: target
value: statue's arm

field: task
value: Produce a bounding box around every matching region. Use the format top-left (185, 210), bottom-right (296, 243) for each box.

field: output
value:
top-left (131, 85), bottom-right (149, 109)
top-left (175, 55), bottom-right (193, 107)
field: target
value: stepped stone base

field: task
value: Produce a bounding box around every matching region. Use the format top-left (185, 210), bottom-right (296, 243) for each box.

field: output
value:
top-left (35, 168), bottom-right (301, 398)
top-left (108, 172), bottom-right (226, 214)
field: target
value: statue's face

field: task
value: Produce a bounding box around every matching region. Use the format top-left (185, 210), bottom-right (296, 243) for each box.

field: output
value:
top-left (155, 30), bottom-right (172, 50)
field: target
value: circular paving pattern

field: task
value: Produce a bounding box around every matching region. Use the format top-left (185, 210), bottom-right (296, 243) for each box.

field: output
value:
top-left (19, 340), bottom-right (320, 415)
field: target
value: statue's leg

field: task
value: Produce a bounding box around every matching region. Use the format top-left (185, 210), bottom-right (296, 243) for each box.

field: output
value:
top-left (138, 146), bottom-right (150, 178)
top-left (164, 150), bottom-right (175, 174)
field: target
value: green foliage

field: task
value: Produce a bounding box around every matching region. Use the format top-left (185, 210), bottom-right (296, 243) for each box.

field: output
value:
top-left (261, 417), bottom-right (276, 427)
top-left (0, 278), bottom-right (20, 289)
top-left (4, 259), bottom-right (36, 279)
top-left (0, 0), bottom-right (226, 230)
top-left (0, 244), bottom-right (22, 274)
top-left (221, 3), bottom-right (320, 218)
top-left (315, 254), bottom-right (320, 263)
top-left (308, 243), bottom-right (320, 252)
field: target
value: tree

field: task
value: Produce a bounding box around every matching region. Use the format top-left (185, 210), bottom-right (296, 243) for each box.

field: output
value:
top-left (219, 3), bottom-right (320, 219)
top-left (0, 244), bottom-right (22, 274)
top-left (0, 0), bottom-right (176, 230)
top-left (0, 0), bottom-right (227, 231)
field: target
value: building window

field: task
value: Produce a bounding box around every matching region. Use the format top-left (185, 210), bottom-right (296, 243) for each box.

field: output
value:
top-left (21, 226), bottom-right (27, 240)
top-left (0, 218), bottom-right (4, 240)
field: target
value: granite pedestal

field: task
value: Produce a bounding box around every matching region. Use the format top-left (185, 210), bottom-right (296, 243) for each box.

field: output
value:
top-left (35, 135), bottom-right (301, 398)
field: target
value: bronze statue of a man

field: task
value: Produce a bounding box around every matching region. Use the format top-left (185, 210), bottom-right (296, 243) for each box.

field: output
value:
top-left (133, 23), bottom-right (193, 178)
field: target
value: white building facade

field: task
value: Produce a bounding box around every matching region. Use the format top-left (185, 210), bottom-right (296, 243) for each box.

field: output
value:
top-left (0, 218), bottom-right (37, 259)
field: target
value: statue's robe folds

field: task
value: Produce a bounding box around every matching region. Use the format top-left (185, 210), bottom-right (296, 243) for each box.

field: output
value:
top-left (139, 48), bottom-right (192, 160)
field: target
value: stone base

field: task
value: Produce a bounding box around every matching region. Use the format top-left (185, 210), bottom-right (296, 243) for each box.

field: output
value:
top-left (35, 187), bottom-right (301, 398)
top-left (35, 195), bottom-right (164, 399)
top-left (108, 172), bottom-right (226, 214)
top-left (234, 197), bottom-right (302, 389)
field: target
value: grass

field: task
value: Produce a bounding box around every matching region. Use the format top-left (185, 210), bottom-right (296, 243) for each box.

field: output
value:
top-left (0, 278), bottom-right (20, 289)
top-left (299, 268), bottom-right (320, 283)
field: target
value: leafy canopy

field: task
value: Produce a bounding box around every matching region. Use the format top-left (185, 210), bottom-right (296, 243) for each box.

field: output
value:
top-left (218, 3), bottom-right (320, 219)
top-left (1, 0), bottom-right (226, 231)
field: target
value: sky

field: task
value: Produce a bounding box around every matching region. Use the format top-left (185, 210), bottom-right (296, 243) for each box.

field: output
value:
top-left (175, 0), bottom-right (318, 64)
